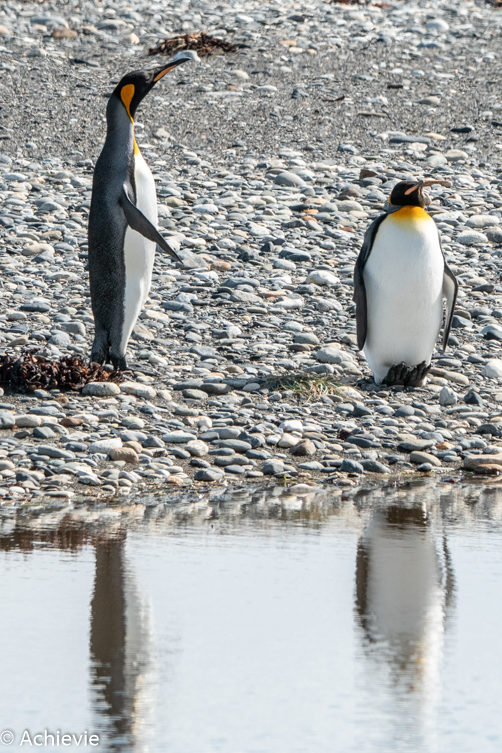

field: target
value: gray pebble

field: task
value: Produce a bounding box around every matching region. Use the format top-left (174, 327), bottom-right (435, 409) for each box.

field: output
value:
top-left (340, 459), bottom-right (364, 474)
top-left (194, 469), bottom-right (224, 482)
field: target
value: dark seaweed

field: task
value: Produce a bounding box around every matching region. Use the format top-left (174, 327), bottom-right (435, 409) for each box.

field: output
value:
top-left (0, 351), bottom-right (123, 393)
top-left (148, 32), bottom-right (238, 57)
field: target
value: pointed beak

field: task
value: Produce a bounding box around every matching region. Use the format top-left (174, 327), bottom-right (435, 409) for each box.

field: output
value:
top-left (422, 178), bottom-right (452, 188)
top-left (404, 181), bottom-right (424, 196)
top-left (152, 59), bottom-right (187, 84)
top-left (151, 50), bottom-right (200, 84)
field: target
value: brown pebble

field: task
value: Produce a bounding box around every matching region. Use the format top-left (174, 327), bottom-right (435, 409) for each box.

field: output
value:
top-left (436, 441), bottom-right (454, 451)
top-left (52, 28), bottom-right (78, 39)
top-left (123, 440), bottom-right (143, 454)
top-left (60, 417), bottom-right (84, 427)
top-left (166, 475), bottom-right (184, 485)
top-left (110, 448), bottom-right (139, 464)
top-left (290, 440), bottom-right (316, 456)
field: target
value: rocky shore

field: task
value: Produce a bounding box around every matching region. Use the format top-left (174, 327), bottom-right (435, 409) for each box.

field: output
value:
top-left (1, 0), bottom-right (502, 505)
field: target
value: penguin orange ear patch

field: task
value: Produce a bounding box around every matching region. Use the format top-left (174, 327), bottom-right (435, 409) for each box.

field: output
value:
top-left (121, 84), bottom-right (135, 121)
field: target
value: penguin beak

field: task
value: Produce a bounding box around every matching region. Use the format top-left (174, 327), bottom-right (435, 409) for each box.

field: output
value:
top-left (151, 59), bottom-right (187, 84)
top-left (151, 51), bottom-right (200, 84)
top-left (404, 179), bottom-right (452, 194)
top-left (404, 181), bottom-right (423, 196)
top-left (422, 178), bottom-right (452, 188)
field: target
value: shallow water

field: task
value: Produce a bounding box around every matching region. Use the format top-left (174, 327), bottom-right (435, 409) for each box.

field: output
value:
top-left (1, 480), bottom-right (502, 752)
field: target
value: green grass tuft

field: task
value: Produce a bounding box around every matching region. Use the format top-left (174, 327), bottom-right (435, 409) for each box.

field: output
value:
top-left (265, 373), bottom-right (343, 398)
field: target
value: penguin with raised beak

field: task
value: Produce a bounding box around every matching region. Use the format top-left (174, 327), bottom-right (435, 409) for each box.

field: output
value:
top-left (88, 51), bottom-right (198, 369)
top-left (354, 179), bottom-right (458, 387)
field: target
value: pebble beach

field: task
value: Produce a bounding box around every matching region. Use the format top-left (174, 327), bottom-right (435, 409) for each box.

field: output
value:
top-left (1, 0), bottom-right (502, 504)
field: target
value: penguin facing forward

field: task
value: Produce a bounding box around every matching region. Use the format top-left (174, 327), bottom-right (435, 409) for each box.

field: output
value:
top-left (88, 51), bottom-right (198, 370)
top-left (353, 179), bottom-right (458, 387)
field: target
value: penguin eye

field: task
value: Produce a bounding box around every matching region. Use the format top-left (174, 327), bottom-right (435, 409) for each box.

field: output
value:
top-left (120, 84), bottom-right (135, 121)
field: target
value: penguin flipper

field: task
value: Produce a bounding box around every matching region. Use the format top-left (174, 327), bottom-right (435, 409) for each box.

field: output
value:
top-left (354, 260), bottom-right (367, 351)
top-left (354, 214), bottom-right (386, 350)
top-left (120, 187), bottom-right (181, 262)
top-left (439, 230), bottom-right (458, 351)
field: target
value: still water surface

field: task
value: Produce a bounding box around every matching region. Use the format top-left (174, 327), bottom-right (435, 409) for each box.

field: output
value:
top-left (1, 481), bottom-right (501, 752)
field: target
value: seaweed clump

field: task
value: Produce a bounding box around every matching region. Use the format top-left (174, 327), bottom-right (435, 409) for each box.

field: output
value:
top-left (0, 351), bottom-right (123, 393)
top-left (149, 32), bottom-right (237, 57)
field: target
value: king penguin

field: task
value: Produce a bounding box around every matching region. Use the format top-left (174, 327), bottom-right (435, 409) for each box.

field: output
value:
top-left (88, 51), bottom-right (198, 370)
top-left (353, 179), bottom-right (458, 387)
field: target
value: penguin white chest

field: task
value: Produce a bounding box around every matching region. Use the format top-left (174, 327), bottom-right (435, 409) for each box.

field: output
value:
top-left (363, 207), bottom-right (444, 383)
top-left (121, 149), bottom-right (158, 352)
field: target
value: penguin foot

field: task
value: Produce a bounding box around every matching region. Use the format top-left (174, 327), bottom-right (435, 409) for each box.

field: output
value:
top-left (110, 354), bottom-right (127, 371)
top-left (90, 348), bottom-right (107, 367)
top-left (382, 361), bottom-right (431, 388)
top-left (406, 360), bottom-right (431, 387)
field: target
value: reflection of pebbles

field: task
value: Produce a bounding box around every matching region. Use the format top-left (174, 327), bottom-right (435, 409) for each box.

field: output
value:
top-left (355, 505), bottom-right (454, 700)
top-left (2, 479), bottom-right (502, 541)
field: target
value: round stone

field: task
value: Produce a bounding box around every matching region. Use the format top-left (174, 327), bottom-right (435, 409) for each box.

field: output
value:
top-left (194, 469), bottom-right (224, 482)
top-left (340, 459), bottom-right (364, 474)
top-left (82, 382), bottom-right (121, 397)
top-left (277, 433), bottom-right (299, 449)
top-left (316, 347), bottom-right (353, 364)
top-left (409, 451), bottom-right (442, 467)
top-left (274, 171), bottom-right (307, 188)
top-left (290, 440), bottom-right (316, 456)
top-left (0, 411), bottom-right (15, 429)
top-left (307, 270), bottom-right (339, 286)
top-left (15, 415), bottom-right (42, 428)
top-left (185, 440), bottom-right (209, 457)
top-left (483, 360), bottom-right (502, 378)
top-left (457, 230), bottom-right (488, 246)
top-left (49, 332), bottom-right (71, 348)
top-left (88, 438), bottom-right (123, 455)
top-left (120, 382), bottom-right (157, 399)
top-left (486, 228), bottom-right (502, 244)
top-left (280, 419), bottom-right (303, 432)
top-left (466, 215), bottom-right (499, 229)
top-left (162, 431), bottom-right (197, 443)
top-left (445, 149), bottom-right (468, 162)
top-left (439, 386), bottom-right (457, 406)
top-left (262, 459), bottom-right (286, 475)
top-left (426, 18), bottom-right (449, 32)
top-left (110, 447), bottom-right (139, 463)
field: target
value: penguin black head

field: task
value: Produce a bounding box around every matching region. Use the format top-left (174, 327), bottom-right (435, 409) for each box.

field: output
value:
top-left (388, 180), bottom-right (426, 209)
top-left (111, 51), bottom-right (199, 121)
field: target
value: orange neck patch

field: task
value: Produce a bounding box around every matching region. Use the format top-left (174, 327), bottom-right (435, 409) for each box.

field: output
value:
top-left (120, 84), bottom-right (135, 122)
top-left (388, 205), bottom-right (432, 225)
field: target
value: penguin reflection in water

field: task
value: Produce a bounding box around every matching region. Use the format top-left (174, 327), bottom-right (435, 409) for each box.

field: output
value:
top-left (355, 506), bottom-right (455, 708)
top-left (354, 180), bottom-right (458, 387)
top-left (88, 51), bottom-right (198, 370)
